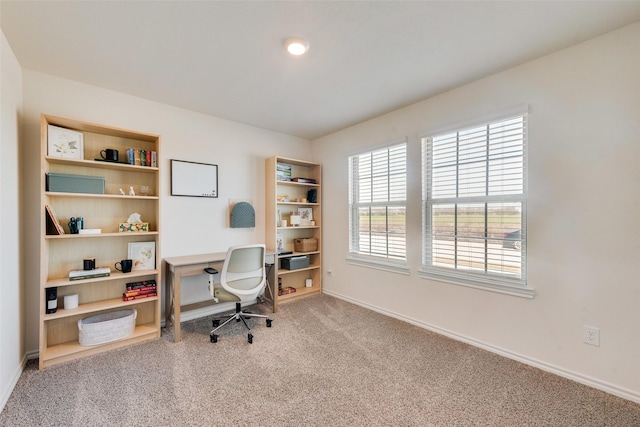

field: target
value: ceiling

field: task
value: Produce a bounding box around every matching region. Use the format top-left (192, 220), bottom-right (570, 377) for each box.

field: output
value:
top-left (2, 1), bottom-right (640, 140)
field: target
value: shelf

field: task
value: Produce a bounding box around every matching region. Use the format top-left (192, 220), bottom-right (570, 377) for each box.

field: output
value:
top-left (278, 251), bottom-right (320, 259)
top-left (277, 285), bottom-right (321, 302)
top-left (277, 226), bottom-right (319, 230)
top-left (276, 180), bottom-right (319, 188)
top-left (40, 324), bottom-right (158, 369)
top-left (46, 269), bottom-right (159, 288)
top-left (46, 156), bottom-right (158, 173)
top-left (46, 231), bottom-right (159, 239)
top-left (46, 192), bottom-right (158, 200)
top-left (43, 296), bottom-right (158, 321)
top-left (40, 114), bottom-right (161, 370)
top-left (276, 201), bottom-right (319, 206)
top-left (278, 265), bottom-right (321, 275)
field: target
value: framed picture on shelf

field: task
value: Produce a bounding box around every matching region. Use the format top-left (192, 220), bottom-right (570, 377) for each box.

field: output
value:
top-left (47, 125), bottom-right (84, 159)
top-left (128, 241), bottom-right (156, 271)
top-left (298, 207), bottom-right (313, 225)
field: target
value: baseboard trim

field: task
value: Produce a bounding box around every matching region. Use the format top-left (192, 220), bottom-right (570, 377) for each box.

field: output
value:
top-left (0, 353), bottom-right (27, 413)
top-left (323, 289), bottom-right (640, 404)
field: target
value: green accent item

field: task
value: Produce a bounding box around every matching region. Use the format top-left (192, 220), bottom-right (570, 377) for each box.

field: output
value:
top-left (47, 173), bottom-right (105, 194)
top-left (230, 202), bottom-right (255, 228)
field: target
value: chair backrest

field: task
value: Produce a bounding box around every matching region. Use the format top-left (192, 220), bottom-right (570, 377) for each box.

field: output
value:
top-left (219, 244), bottom-right (266, 301)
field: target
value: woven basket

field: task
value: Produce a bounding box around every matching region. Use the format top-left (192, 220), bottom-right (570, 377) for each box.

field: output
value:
top-left (294, 238), bottom-right (318, 252)
top-left (78, 309), bottom-right (137, 346)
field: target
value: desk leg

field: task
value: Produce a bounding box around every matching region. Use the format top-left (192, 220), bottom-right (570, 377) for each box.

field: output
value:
top-left (166, 264), bottom-right (182, 342)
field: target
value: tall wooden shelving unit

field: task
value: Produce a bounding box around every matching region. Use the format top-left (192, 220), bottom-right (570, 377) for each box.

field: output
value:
top-left (39, 114), bottom-right (161, 369)
top-left (265, 156), bottom-right (322, 312)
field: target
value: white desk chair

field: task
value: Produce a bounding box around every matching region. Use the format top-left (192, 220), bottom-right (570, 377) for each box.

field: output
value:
top-left (204, 244), bottom-right (272, 343)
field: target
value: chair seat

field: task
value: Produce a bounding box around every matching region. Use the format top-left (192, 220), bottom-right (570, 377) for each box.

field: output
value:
top-left (212, 287), bottom-right (241, 303)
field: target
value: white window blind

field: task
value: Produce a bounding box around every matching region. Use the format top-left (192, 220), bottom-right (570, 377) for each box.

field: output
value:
top-left (349, 143), bottom-right (407, 262)
top-left (422, 115), bottom-right (528, 292)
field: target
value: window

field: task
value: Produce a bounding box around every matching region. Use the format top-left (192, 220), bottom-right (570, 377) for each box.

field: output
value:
top-left (421, 115), bottom-right (531, 296)
top-left (348, 142), bottom-right (407, 269)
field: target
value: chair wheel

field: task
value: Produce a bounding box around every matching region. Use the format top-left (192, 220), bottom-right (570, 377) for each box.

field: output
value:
top-left (248, 333), bottom-right (253, 344)
top-left (212, 320), bottom-right (220, 327)
top-left (210, 333), bottom-right (218, 343)
top-left (266, 319), bottom-right (272, 327)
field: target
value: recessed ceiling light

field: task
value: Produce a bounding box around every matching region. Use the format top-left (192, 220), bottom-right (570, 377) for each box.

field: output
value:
top-left (284, 38), bottom-right (309, 56)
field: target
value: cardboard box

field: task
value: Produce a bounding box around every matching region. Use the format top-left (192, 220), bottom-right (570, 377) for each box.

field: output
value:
top-left (281, 256), bottom-right (309, 270)
top-left (47, 173), bottom-right (105, 194)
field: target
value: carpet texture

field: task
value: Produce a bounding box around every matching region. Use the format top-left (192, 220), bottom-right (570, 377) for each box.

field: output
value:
top-left (1, 294), bottom-right (639, 426)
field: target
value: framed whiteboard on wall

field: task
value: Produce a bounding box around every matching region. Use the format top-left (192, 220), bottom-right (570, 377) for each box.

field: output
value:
top-left (171, 159), bottom-right (218, 198)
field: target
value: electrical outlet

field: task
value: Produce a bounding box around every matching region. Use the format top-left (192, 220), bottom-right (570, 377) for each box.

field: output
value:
top-left (583, 325), bottom-right (600, 347)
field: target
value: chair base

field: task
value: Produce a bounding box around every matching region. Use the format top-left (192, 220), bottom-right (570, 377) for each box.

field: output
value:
top-left (210, 302), bottom-right (272, 343)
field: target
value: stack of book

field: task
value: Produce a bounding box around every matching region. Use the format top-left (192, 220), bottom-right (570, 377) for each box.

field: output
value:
top-left (123, 280), bottom-right (157, 301)
top-left (69, 267), bottom-right (110, 281)
top-left (277, 163), bottom-right (292, 181)
top-left (278, 286), bottom-right (296, 296)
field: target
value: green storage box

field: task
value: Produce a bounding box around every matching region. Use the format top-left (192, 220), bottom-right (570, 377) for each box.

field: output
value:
top-left (47, 173), bottom-right (105, 194)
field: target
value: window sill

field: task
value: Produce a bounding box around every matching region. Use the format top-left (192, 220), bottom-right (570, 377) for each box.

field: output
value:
top-left (346, 255), bottom-right (410, 275)
top-left (419, 268), bottom-right (535, 299)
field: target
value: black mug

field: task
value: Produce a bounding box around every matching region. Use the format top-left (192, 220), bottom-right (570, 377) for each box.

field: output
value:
top-left (115, 259), bottom-right (133, 273)
top-left (83, 257), bottom-right (96, 270)
top-left (100, 149), bottom-right (119, 162)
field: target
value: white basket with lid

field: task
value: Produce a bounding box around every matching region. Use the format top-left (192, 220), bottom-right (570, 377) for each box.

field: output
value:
top-left (78, 309), bottom-right (137, 346)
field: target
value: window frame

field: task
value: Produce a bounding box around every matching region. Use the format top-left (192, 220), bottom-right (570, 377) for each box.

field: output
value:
top-left (420, 113), bottom-right (534, 298)
top-left (347, 140), bottom-right (409, 274)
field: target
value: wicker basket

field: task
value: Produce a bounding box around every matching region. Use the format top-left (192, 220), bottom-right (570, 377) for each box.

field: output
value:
top-left (294, 238), bottom-right (318, 252)
top-left (78, 309), bottom-right (137, 346)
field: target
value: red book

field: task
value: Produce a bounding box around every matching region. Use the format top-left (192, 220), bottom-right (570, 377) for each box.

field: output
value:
top-left (123, 292), bottom-right (157, 301)
top-left (123, 288), bottom-right (157, 297)
top-left (146, 150), bottom-right (151, 166)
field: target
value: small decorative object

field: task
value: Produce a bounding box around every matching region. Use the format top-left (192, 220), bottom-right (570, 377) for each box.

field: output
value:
top-left (129, 186), bottom-right (135, 196)
top-left (305, 279), bottom-right (313, 288)
top-left (230, 201), bottom-right (255, 228)
top-left (68, 217), bottom-right (83, 234)
top-left (119, 212), bottom-right (149, 233)
top-left (64, 294), bottom-right (79, 310)
top-left (139, 185), bottom-right (150, 196)
top-left (47, 125), bottom-right (84, 159)
top-left (128, 241), bottom-right (156, 270)
top-left (290, 212), bottom-right (301, 226)
top-left (276, 233), bottom-right (284, 253)
top-left (119, 188), bottom-right (126, 196)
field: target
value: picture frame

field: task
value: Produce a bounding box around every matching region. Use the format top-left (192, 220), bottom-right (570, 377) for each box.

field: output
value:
top-left (128, 241), bottom-right (156, 271)
top-left (47, 125), bottom-right (84, 159)
top-left (298, 207), bottom-right (313, 225)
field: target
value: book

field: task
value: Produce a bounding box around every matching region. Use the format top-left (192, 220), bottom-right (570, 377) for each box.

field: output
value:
top-left (123, 288), bottom-right (156, 297)
top-left (69, 267), bottom-right (110, 278)
top-left (145, 150), bottom-right (151, 166)
top-left (69, 272), bottom-right (111, 281)
top-left (151, 151), bottom-right (157, 167)
top-left (140, 149), bottom-right (146, 166)
top-left (45, 204), bottom-right (65, 235)
top-left (278, 286), bottom-right (297, 296)
top-left (123, 292), bottom-right (157, 301)
top-left (125, 279), bottom-right (156, 290)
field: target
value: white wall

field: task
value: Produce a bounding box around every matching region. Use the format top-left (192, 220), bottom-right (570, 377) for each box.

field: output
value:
top-left (0, 29), bottom-right (24, 410)
top-left (20, 70), bottom-right (313, 354)
top-left (313, 22), bottom-right (640, 401)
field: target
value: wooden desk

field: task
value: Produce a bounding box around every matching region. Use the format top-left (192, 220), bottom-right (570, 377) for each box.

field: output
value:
top-left (164, 252), bottom-right (275, 342)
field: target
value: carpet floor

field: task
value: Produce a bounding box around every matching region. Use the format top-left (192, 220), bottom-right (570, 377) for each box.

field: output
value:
top-left (1, 294), bottom-right (639, 426)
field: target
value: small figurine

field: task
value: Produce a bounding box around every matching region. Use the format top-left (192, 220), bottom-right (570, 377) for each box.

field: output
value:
top-left (119, 188), bottom-right (126, 196)
top-left (129, 186), bottom-right (135, 196)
